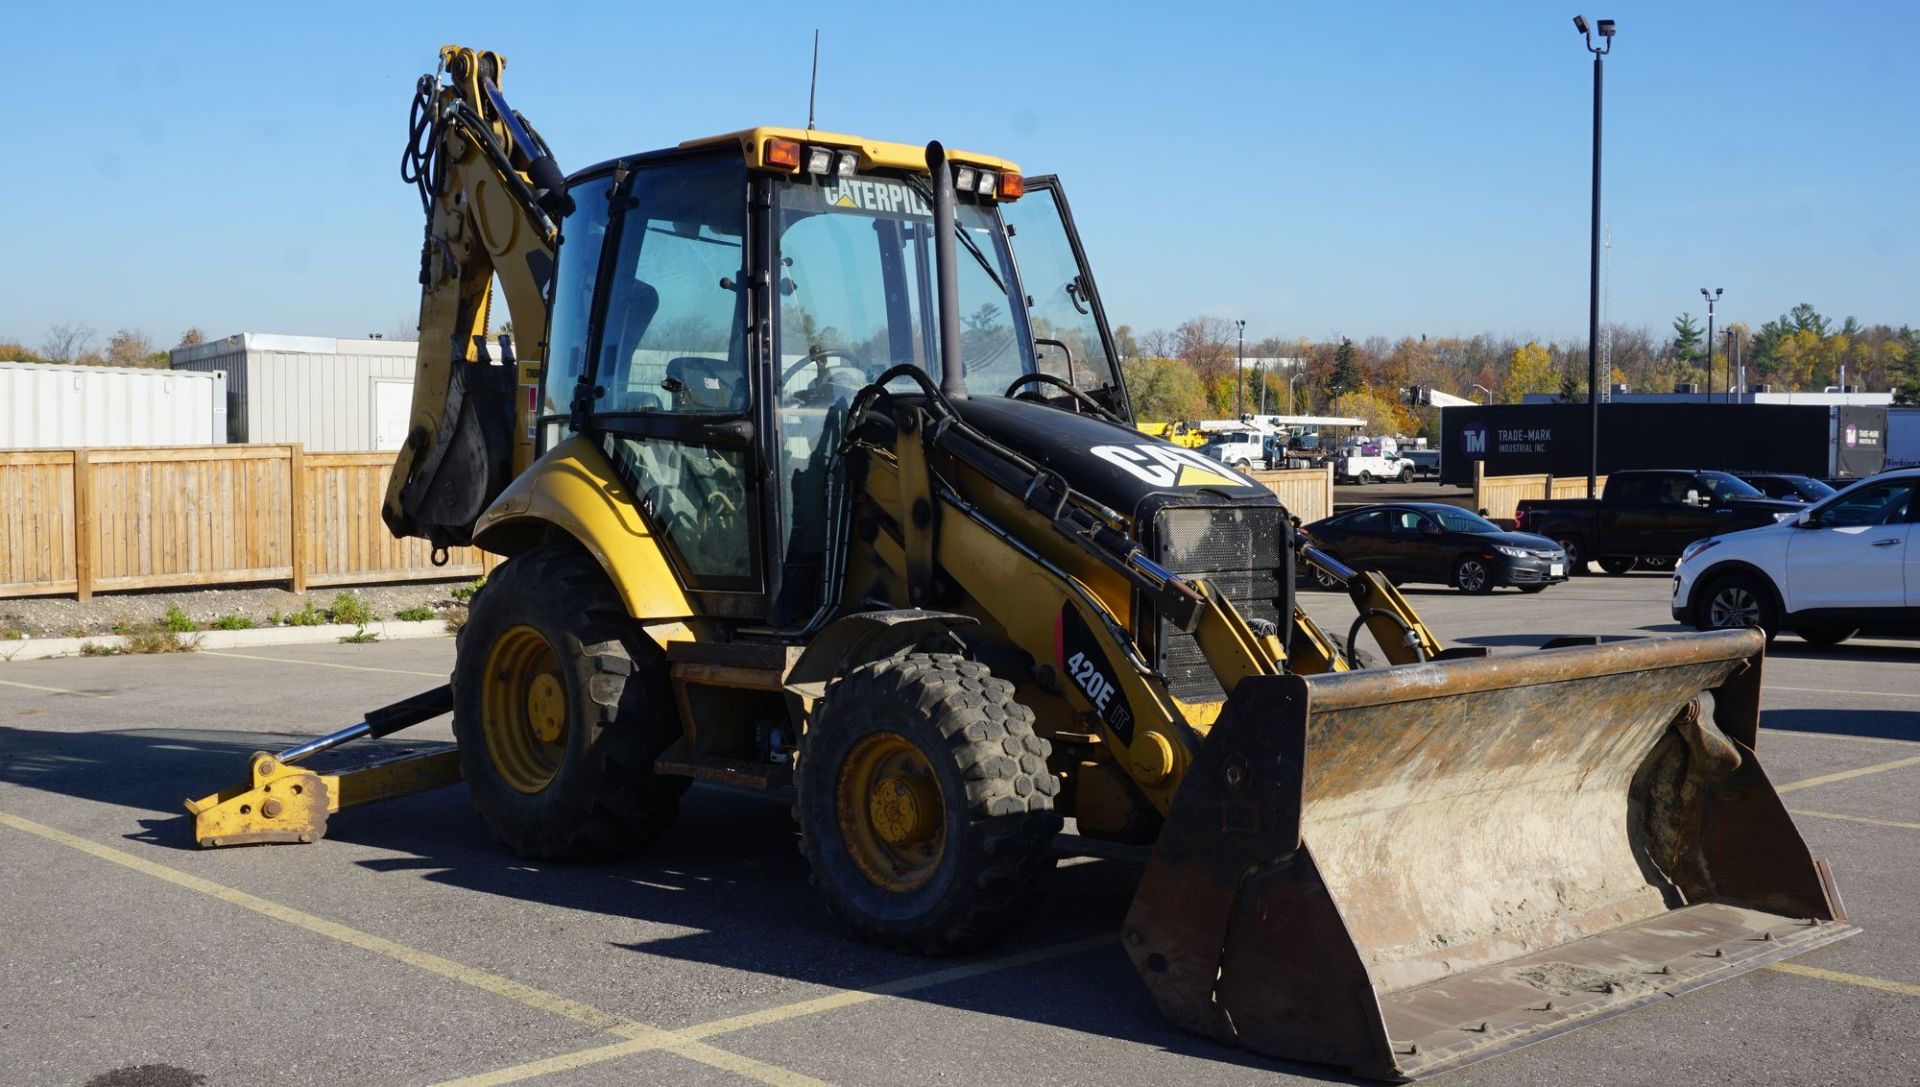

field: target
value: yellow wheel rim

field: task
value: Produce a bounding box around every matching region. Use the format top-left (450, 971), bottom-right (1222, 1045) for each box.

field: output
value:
top-left (481, 625), bottom-right (567, 794)
top-left (836, 733), bottom-right (946, 892)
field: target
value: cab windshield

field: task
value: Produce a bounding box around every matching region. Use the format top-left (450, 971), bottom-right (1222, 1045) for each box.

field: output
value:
top-left (774, 172), bottom-right (1031, 401)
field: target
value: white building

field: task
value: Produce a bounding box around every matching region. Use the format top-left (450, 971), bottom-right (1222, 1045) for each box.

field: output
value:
top-left (171, 333), bottom-right (420, 451)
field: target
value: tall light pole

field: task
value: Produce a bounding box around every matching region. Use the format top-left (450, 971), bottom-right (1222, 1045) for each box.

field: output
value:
top-left (1700, 287), bottom-right (1721, 402)
top-left (1724, 327), bottom-right (1740, 403)
top-left (1235, 319), bottom-right (1247, 418)
top-left (1574, 15), bottom-right (1615, 498)
top-left (1473, 383), bottom-right (1494, 405)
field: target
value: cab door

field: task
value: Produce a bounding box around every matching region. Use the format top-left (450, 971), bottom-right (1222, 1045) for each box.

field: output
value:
top-left (999, 177), bottom-right (1131, 421)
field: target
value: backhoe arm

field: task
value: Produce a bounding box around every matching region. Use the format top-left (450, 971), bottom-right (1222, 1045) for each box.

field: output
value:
top-left (383, 45), bottom-right (568, 551)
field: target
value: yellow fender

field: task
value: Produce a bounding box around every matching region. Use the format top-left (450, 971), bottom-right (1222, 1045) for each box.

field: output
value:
top-left (472, 436), bottom-right (693, 622)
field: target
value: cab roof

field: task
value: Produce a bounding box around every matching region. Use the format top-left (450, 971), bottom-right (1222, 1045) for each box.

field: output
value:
top-left (680, 126), bottom-right (1020, 176)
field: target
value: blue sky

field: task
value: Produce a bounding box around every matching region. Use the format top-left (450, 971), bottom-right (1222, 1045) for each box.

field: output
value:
top-left (3, 1), bottom-right (1913, 353)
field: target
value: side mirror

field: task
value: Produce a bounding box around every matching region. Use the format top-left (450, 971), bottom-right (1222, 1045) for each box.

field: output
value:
top-left (1792, 509), bottom-right (1815, 527)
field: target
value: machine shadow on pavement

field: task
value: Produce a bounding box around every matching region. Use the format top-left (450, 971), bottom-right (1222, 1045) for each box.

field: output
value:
top-left (0, 723), bottom-right (1345, 1082)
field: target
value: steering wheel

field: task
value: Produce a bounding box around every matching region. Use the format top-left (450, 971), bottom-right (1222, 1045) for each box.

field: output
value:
top-left (1004, 372), bottom-right (1121, 422)
top-left (781, 347), bottom-right (862, 388)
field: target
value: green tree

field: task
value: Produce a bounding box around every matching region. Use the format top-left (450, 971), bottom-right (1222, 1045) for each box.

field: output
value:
top-left (1327, 337), bottom-right (1360, 397)
top-left (1670, 313), bottom-right (1703, 365)
top-left (1121, 357), bottom-right (1206, 421)
top-left (1112, 323), bottom-right (1139, 361)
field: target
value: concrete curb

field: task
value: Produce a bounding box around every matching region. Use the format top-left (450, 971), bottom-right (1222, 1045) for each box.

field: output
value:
top-left (0, 620), bottom-right (453, 662)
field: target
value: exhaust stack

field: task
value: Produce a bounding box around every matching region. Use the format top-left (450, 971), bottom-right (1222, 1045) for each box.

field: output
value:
top-left (925, 141), bottom-right (968, 400)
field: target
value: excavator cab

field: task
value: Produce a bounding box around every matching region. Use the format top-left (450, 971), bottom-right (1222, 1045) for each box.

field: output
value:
top-left (494, 132), bottom-right (1132, 627)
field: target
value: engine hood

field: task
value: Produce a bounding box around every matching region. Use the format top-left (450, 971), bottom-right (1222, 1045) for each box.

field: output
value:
top-left (950, 397), bottom-right (1275, 520)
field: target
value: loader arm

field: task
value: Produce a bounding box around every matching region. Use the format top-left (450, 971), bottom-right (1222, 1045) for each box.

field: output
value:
top-left (383, 45), bottom-right (565, 551)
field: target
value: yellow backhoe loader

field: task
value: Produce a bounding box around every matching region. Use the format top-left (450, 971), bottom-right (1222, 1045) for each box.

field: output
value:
top-left (187, 46), bottom-right (1854, 1079)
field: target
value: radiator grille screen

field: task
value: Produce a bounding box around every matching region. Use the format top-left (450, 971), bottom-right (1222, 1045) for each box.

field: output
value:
top-left (1152, 506), bottom-right (1286, 703)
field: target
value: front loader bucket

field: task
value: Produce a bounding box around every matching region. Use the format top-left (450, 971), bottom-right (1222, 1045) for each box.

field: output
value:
top-left (1124, 630), bottom-right (1855, 1080)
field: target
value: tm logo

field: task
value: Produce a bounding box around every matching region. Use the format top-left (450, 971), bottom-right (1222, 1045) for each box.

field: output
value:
top-left (1463, 423), bottom-right (1488, 457)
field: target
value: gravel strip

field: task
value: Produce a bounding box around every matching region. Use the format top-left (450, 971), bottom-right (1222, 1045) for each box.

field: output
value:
top-left (0, 578), bottom-right (483, 639)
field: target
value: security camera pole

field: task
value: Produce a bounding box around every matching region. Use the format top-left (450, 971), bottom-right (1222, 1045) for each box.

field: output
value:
top-left (1574, 15), bottom-right (1615, 498)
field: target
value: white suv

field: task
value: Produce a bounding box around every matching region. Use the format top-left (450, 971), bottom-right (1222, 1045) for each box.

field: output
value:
top-left (1672, 468), bottom-right (1919, 645)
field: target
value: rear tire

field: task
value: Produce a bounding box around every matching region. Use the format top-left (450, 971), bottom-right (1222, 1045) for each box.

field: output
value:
top-left (1453, 555), bottom-right (1495, 595)
top-left (452, 545), bottom-right (688, 861)
top-left (1357, 471), bottom-right (1373, 485)
top-left (1639, 556), bottom-right (1674, 571)
top-left (1557, 538), bottom-right (1589, 575)
top-left (1697, 571), bottom-right (1779, 642)
top-left (1598, 557), bottom-right (1637, 576)
top-left (796, 653), bottom-right (1061, 954)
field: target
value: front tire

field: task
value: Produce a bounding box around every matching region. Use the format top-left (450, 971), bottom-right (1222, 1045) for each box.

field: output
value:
top-left (1453, 555), bottom-right (1495, 595)
top-left (796, 654), bottom-right (1061, 954)
top-left (1796, 624), bottom-right (1857, 647)
top-left (1698, 571), bottom-right (1779, 642)
top-left (1598, 557), bottom-right (1637, 576)
top-left (452, 545), bottom-right (688, 861)
top-left (1398, 467), bottom-right (1414, 484)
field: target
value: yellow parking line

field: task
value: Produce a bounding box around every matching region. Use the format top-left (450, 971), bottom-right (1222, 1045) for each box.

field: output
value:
top-left (432, 934), bottom-right (1115, 1087)
top-left (201, 650), bottom-right (445, 678)
top-left (1791, 809), bottom-right (1920, 831)
top-left (0, 809), bottom-right (818, 1087)
top-left (1766, 962), bottom-right (1920, 999)
top-left (0, 678), bottom-right (107, 697)
top-left (1777, 755), bottom-right (1920, 794)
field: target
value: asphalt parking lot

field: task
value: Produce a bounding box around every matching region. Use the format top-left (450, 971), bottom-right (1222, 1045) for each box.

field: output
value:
top-left (3, 572), bottom-right (1916, 1087)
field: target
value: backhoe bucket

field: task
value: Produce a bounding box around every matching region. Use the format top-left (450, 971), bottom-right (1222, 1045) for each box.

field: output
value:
top-left (1124, 630), bottom-right (1854, 1080)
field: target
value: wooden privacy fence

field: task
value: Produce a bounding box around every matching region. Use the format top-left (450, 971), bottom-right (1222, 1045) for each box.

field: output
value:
top-left (1249, 466), bottom-right (1334, 524)
top-left (1472, 461), bottom-right (1608, 523)
top-left (0, 445), bottom-right (497, 601)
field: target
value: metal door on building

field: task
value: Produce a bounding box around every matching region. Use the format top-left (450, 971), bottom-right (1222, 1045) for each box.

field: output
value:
top-left (373, 379), bottom-right (413, 452)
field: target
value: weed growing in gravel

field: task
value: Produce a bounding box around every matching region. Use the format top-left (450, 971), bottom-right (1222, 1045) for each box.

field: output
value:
top-left (394, 605), bottom-right (434, 622)
top-left (162, 606), bottom-right (199, 633)
top-left (2, 628), bottom-right (23, 641)
top-left (80, 641), bottom-right (123, 656)
top-left (328, 592), bottom-right (378, 626)
top-left (110, 621), bottom-right (132, 635)
top-left (127, 626), bottom-right (196, 653)
top-left (208, 615), bottom-right (253, 630)
top-left (339, 627), bottom-right (379, 644)
top-left (444, 609), bottom-right (468, 635)
top-left (283, 602), bottom-right (326, 627)
top-left (64, 626), bottom-right (87, 638)
top-left (450, 576), bottom-right (487, 602)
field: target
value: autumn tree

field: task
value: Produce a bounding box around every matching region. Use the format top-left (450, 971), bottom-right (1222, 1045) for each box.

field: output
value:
top-left (176, 328), bottom-right (207, 348)
top-left (1498, 340), bottom-right (1557, 403)
top-left (41, 322), bottom-right (95, 363)
top-left (105, 328), bottom-right (160, 368)
top-left (1328, 388), bottom-right (1412, 436)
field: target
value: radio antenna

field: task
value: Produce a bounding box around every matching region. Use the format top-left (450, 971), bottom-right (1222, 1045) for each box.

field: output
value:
top-left (806, 30), bottom-right (820, 130)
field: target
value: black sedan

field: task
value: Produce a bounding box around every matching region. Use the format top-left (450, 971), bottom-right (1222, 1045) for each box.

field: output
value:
top-left (1738, 473), bottom-right (1836, 503)
top-left (1302, 503), bottom-right (1570, 594)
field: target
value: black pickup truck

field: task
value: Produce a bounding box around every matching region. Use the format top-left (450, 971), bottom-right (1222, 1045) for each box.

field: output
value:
top-left (1513, 469), bottom-right (1803, 574)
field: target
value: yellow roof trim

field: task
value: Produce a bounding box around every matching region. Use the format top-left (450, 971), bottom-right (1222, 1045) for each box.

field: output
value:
top-left (680, 126), bottom-right (1019, 176)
